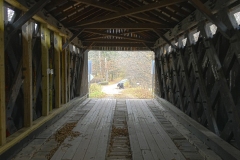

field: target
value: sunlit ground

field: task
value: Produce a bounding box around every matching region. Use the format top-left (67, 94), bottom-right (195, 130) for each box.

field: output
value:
top-left (89, 83), bottom-right (153, 99)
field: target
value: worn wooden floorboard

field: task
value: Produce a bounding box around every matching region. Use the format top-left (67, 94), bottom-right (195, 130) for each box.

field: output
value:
top-left (76, 99), bottom-right (115, 160)
top-left (139, 100), bottom-right (186, 160)
top-left (13, 98), bottom-right (222, 160)
top-left (51, 99), bottom-right (104, 160)
top-left (93, 100), bottom-right (115, 160)
top-left (71, 99), bottom-right (110, 160)
top-left (127, 99), bottom-right (186, 160)
top-left (126, 100), bottom-right (144, 160)
top-left (51, 99), bottom-right (116, 160)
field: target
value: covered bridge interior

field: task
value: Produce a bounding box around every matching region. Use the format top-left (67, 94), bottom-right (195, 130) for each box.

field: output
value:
top-left (1, 0), bottom-right (240, 159)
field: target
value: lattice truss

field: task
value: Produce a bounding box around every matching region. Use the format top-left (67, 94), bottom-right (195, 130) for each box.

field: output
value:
top-left (155, 25), bottom-right (240, 149)
top-left (3, 7), bottom-right (84, 136)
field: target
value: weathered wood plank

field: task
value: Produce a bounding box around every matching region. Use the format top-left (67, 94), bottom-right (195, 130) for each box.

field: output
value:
top-left (52, 99), bottom-right (109, 159)
top-left (127, 100), bottom-right (150, 159)
top-left (126, 100), bottom-right (144, 160)
top-left (61, 37), bottom-right (68, 104)
top-left (130, 101), bottom-right (150, 151)
top-left (49, 33), bottom-right (53, 111)
top-left (54, 32), bottom-right (61, 108)
top-left (72, 99), bottom-right (110, 160)
top-left (137, 100), bottom-right (180, 160)
top-left (0, 0), bottom-right (6, 145)
top-left (22, 21), bottom-right (33, 127)
top-left (139, 100), bottom-right (186, 160)
top-left (155, 96), bottom-right (240, 160)
top-left (51, 99), bottom-right (103, 160)
top-left (67, 49), bottom-right (71, 101)
top-left (90, 99), bottom-right (115, 160)
top-left (41, 24), bottom-right (50, 116)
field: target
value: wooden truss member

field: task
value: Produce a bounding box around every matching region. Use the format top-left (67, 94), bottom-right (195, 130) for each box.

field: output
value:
top-left (0, 0), bottom-right (6, 145)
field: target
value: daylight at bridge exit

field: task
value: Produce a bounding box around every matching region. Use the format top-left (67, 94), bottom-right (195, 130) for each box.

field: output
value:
top-left (1, 0), bottom-right (240, 160)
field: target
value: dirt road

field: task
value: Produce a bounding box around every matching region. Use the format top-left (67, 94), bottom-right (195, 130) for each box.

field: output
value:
top-left (101, 83), bottom-right (122, 98)
top-left (101, 84), bottom-right (138, 99)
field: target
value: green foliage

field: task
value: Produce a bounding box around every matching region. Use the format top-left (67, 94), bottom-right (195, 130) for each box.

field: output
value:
top-left (89, 83), bottom-right (106, 98)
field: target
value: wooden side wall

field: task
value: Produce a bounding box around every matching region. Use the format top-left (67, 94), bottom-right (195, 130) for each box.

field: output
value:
top-left (154, 3), bottom-right (240, 149)
top-left (0, 2), bottom-right (88, 154)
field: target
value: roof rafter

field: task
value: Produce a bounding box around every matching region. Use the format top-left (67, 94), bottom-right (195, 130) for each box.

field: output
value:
top-left (82, 39), bottom-right (154, 43)
top-left (73, 0), bottom-right (172, 25)
top-left (73, 23), bottom-right (172, 29)
top-left (89, 43), bottom-right (145, 48)
top-left (72, 0), bottom-right (187, 27)
top-left (83, 29), bottom-right (150, 40)
top-left (83, 30), bottom-right (154, 43)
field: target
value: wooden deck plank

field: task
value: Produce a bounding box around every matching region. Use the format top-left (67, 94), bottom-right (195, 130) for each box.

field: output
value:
top-left (60, 99), bottom-right (107, 160)
top-left (127, 99), bottom-right (186, 160)
top-left (130, 100), bottom-right (151, 151)
top-left (72, 99), bottom-right (110, 160)
top-left (51, 99), bottom-right (104, 160)
top-left (82, 99), bottom-right (115, 160)
top-left (126, 100), bottom-right (144, 160)
top-left (137, 100), bottom-right (178, 160)
top-left (139, 100), bottom-right (186, 160)
top-left (142, 149), bottom-right (155, 160)
top-left (133, 100), bottom-right (165, 160)
top-left (93, 99), bottom-right (115, 160)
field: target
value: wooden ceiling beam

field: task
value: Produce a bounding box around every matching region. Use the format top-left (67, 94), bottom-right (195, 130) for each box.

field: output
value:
top-left (74, 0), bottom-right (172, 25)
top-left (83, 30), bottom-right (154, 43)
top-left (74, 23), bottom-right (172, 29)
top-left (73, 0), bottom-right (120, 12)
top-left (83, 29), bottom-right (150, 40)
top-left (50, 1), bottom-right (77, 17)
top-left (72, 0), bottom-right (187, 26)
top-left (56, 3), bottom-right (86, 21)
top-left (45, 0), bottom-right (69, 12)
top-left (160, 7), bottom-right (183, 20)
top-left (124, 0), bottom-right (175, 24)
top-left (82, 39), bottom-right (155, 43)
top-left (88, 43), bottom-right (145, 47)
top-left (168, 5), bottom-right (190, 16)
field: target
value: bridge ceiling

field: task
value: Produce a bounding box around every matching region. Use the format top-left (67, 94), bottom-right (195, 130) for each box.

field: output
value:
top-left (43, 0), bottom-right (207, 50)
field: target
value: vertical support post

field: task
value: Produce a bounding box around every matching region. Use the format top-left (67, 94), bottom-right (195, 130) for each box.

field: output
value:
top-left (54, 32), bottom-right (61, 108)
top-left (68, 47), bottom-right (71, 101)
top-left (0, 0), bottom-right (6, 145)
top-left (49, 32), bottom-right (53, 111)
top-left (62, 37), bottom-right (67, 104)
top-left (41, 24), bottom-right (50, 116)
top-left (22, 21), bottom-right (33, 127)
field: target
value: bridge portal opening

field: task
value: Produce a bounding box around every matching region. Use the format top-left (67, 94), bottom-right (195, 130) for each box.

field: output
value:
top-left (88, 50), bottom-right (154, 99)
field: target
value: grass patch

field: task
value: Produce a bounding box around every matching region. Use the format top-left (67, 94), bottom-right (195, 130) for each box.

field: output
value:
top-left (89, 83), bottom-right (106, 98)
top-left (123, 88), bottom-right (152, 99)
top-left (115, 87), bottom-right (153, 99)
